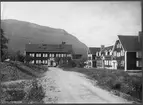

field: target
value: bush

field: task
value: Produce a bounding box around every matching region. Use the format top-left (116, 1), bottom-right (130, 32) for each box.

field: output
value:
top-left (63, 68), bottom-right (142, 101)
top-left (24, 55), bottom-right (33, 63)
top-left (24, 80), bottom-right (45, 103)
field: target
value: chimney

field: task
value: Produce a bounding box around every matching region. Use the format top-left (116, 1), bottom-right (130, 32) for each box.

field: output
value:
top-left (62, 41), bottom-right (66, 45)
top-left (101, 45), bottom-right (105, 51)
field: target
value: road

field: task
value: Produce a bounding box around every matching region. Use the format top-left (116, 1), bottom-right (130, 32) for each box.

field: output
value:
top-left (39, 67), bottom-right (132, 103)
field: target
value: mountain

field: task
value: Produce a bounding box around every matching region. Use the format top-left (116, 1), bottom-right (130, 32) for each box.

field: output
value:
top-left (1, 19), bottom-right (88, 59)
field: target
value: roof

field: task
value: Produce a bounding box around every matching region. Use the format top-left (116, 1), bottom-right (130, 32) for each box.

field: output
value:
top-left (88, 47), bottom-right (100, 54)
top-left (25, 44), bottom-right (73, 53)
top-left (118, 35), bottom-right (140, 51)
top-left (102, 46), bottom-right (113, 52)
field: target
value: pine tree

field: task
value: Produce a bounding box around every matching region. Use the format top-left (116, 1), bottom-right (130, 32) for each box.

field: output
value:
top-left (0, 28), bottom-right (8, 61)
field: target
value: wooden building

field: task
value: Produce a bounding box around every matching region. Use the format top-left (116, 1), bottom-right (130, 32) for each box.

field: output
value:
top-left (25, 43), bottom-right (73, 66)
top-left (96, 45), bottom-right (113, 69)
top-left (112, 33), bottom-right (142, 71)
top-left (87, 47), bottom-right (100, 68)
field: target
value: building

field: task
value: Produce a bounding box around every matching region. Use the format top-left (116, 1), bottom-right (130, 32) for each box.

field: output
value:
top-left (25, 43), bottom-right (73, 66)
top-left (87, 47), bottom-right (100, 68)
top-left (96, 45), bottom-right (113, 69)
top-left (112, 33), bottom-right (142, 71)
top-left (72, 54), bottom-right (82, 59)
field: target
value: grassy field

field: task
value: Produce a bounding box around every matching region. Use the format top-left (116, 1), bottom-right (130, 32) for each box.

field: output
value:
top-left (63, 67), bottom-right (142, 103)
top-left (0, 61), bottom-right (47, 104)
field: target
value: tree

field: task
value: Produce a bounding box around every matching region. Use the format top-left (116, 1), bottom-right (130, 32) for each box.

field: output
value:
top-left (0, 28), bottom-right (9, 62)
top-left (16, 50), bottom-right (25, 62)
top-left (24, 55), bottom-right (33, 63)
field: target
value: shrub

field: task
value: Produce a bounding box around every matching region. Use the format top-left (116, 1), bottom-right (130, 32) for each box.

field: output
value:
top-left (24, 80), bottom-right (45, 103)
top-left (24, 55), bottom-right (33, 63)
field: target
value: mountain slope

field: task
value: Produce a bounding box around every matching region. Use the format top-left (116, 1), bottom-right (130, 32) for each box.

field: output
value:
top-left (1, 19), bottom-right (88, 58)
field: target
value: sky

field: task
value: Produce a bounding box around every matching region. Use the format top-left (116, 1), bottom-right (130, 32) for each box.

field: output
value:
top-left (1, 1), bottom-right (141, 47)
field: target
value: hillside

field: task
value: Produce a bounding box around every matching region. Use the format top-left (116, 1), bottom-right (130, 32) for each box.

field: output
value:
top-left (1, 19), bottom-right (88, 58)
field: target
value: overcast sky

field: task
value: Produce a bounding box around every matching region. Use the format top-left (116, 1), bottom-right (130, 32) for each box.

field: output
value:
top-left (1, 1), bottom-right (141, 47)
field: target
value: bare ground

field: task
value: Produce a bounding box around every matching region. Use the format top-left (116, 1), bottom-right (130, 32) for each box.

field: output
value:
top-left (39, 67), bottom-right (133, 103)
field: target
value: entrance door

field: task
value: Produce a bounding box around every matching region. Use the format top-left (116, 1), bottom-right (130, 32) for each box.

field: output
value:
top-left (51, 60), bottom-right (53, 66)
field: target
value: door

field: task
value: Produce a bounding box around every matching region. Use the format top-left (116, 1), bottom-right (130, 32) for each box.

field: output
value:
top-left (51, 60), bottom-right (53, 66)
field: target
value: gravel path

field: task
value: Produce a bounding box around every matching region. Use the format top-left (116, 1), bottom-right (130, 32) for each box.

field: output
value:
top-left (39, 67), bottom-right (132, 103)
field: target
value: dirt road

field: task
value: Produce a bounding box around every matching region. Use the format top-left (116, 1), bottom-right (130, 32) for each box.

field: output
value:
top-left (39, 67), bottom-right (132, 103)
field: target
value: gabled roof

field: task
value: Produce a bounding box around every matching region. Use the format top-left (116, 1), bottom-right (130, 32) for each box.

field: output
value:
top-left (88, 47), bottom-right (100, 54)
top-left (25, 44), bottom-right (73, 53)
top-left (103, 46), bottom-right (113, 52)
top-left (118, 35), bottom-right (140, 52)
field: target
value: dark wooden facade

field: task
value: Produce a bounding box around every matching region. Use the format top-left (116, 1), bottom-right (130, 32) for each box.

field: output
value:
top-left (25, 44), bottom-right (73, 66)
top-left (112, 34), bottom-right (142, 71)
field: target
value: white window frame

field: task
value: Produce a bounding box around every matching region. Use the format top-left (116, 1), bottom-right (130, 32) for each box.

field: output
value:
top-left (118, 52), bottom-right (120, 57)
top-left (136, 61), bottom-right (139, 67)
top-left (96, 52), bottom-right (98, 56)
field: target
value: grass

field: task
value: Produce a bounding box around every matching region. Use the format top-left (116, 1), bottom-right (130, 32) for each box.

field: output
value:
top-left (1, 79), bottom-right (45, 104)
top-left (0, 61), bottom-right (47, 104)
top-left (0, 61), bottom-right (48, 82)
top-left (63, 67), bottom-right (142, 103)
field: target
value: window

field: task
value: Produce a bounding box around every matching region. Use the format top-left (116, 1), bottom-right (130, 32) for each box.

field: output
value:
top-left (31, 60), bottom-right (34, 64)
top-left (67, 54), bottom-right (71, 57)
top-left (49, 54), bottom-right (51, 57)
top-left (107, 60), bottom-right (108, 65)
top-left (104, 60), bottom-right (106, 65)
top-left (36, 60), bottom-right (38, 64)
top-left (121, 60), bottom-right (124, 66)
top-left (106, 51), bottom-right (108, 56)
top-left (99, 52), bottom-right (101, 56)
top-left (45, 54), bottom-right (48, 57)
top-left (109, 60), bottom-right (111, 65)
top-left (59, 54), bottom-right (61, 57)
top-left (61, 54), bottom-right (63, 57)
top-left (96, 52), bottom-right (98, 56)
top-left (118, 52), bottom-right (120, 57)
top-left (136, 61), bottom-right (142, 67)
top-left (110, 51), bottom-right (112, 55)
top-left (52, 54), bottom-right (54, 57)
top-left (136, 52), bottom-right (142, 58)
